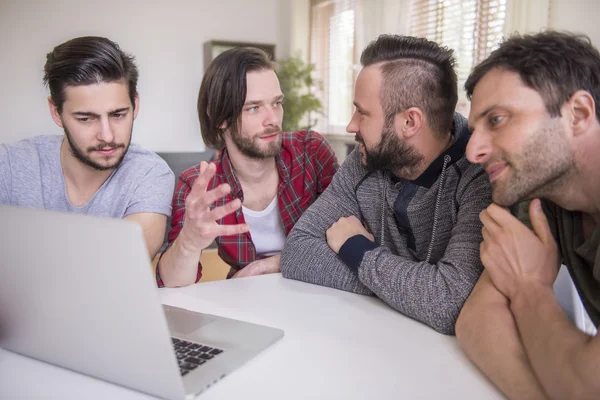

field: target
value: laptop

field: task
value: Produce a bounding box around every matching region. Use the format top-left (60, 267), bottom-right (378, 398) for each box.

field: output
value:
top-left (0, 205), bottom-right (284, 399)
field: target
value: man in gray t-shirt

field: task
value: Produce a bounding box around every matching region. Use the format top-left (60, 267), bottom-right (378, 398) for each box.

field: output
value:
top-left (0, 135), bottom-right (173, 218)
top-left (0, 36), bottom-right (174, 259)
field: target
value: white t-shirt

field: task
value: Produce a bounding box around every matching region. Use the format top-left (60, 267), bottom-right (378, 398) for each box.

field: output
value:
top-left (242, 197), bottom-right (286, 257)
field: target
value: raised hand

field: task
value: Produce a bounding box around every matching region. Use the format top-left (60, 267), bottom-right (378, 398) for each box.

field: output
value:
top-left (178, 161), bottom-right (250, 252)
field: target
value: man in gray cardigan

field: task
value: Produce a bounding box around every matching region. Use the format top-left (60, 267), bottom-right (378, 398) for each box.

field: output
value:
top-left (281, 35), bottom-right (492, 335)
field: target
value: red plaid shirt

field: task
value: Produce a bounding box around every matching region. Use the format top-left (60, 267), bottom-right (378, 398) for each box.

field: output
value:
top-left (157, 130), bottom-right (338, 286)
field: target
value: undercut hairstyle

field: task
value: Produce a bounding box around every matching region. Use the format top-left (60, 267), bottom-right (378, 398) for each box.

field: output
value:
top-left (198, 47), bottom-right (273, 149)
top-left (465, 31), bottom-right (600, 122)
top-left (360, 34), bottom-right (458, 136)
top-left (43, 36), bottom-right (138, 114)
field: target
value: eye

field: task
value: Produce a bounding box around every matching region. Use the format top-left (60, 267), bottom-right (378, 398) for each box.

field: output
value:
top-left (112, 113), bottom-right (125, 119)
top-left (76, 117), bottom-right (90, 123)
top-left (273, 100), bottom-right (284, 107)
top-left (246, 106), bottom-right (259, 113)
top-left (489, 115), bottom-right (504, 127)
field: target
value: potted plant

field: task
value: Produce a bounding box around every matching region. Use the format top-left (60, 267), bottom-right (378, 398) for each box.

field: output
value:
top-left (276, 54), bottom-right (323, 131)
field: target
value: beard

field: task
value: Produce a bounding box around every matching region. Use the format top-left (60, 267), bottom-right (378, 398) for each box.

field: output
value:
top-left (357, 121), bottom-right (424, 178)
top-left (64, 123), bottom-right (131, 171)
top-left (231, 126), bottom-right (282, 159)
top-left (487, 118), bottom-right (574, 207)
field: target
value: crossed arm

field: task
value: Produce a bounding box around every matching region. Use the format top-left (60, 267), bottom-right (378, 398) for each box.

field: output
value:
top-left (282, 153), bottom-right (490, 334)
top-left (456, 201), bottom-right (600, 399)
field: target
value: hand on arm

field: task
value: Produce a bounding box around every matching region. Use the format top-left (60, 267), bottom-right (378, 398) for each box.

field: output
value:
top-left (483, 199), bottom-right (600, 399)
top-left (326, 216), bottom-right (374, 254)
top-left (158, 162), bottom-right (249, 287)
top-left (353, 170), bottom-right (491, 334)
top-left (232, 254), bottom-right (280, 278)
top-left (280, 150), bottom-right (373, 295)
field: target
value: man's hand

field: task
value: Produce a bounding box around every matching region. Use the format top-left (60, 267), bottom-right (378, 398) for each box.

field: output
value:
top-left (326, 216), bottom-right (374, 254)
top-left (179, 161), bottom-right (250, 252)
top-left (232, 254), bottom-right (281, 278)
top-left (479, 199), bottom-right (559, 300)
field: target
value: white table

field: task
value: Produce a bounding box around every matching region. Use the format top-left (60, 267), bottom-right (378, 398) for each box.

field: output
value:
top-left (0, 274), bottom-right (503, 399)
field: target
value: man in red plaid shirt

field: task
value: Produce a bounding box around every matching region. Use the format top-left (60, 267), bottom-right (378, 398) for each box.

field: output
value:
top-left (157, 47), bottom-right (338, 287)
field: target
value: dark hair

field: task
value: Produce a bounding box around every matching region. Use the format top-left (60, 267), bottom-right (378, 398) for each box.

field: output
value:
top-left (360, 35), bottom-right (458, 136)
top-left (465, 31), bottom-right (600, 122)
top-left (43, 36), bottom-right (138, 114)
top-left (198, 47), bottom-right (273, 149)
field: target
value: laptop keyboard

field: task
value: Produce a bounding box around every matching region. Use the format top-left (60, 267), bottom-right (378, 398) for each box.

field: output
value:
top-left (171, 337), bottom-right (224, 376)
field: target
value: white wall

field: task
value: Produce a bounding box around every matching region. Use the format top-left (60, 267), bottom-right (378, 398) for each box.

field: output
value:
top-left (549, 0), bottom-right (600, 45)
top-left (0, 0), bottom-right (293, 152)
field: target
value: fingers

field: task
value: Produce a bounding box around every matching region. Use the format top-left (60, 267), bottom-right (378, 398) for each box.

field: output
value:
top-left (189, 161), bottom-right (217, 196)
top-left (528, 198), bottom-right (554, 245)
top-left (200, 183), bottom-right (232, 209)
top-left (484, 203), bottom-right (516, 225)
top-left (212, 223), bottom-right (250, 237)
top-left (208, 198), bottom-right (242, 221)
top-left (479, 208), bottom-right (500, 233)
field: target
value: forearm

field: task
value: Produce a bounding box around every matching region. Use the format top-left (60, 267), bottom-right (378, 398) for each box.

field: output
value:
top-left (282, 155), bottom-right (373, 295)
top-left (158, 230), bottom-right (204, 287)
top-left (282, 228), bottom-right (373, 295)
top-left (356, 247), bottom-right (482, 334)
top-left (511, 284), bottom-right (600, 399)
top-left (456, 272), bottom-right (549, 399)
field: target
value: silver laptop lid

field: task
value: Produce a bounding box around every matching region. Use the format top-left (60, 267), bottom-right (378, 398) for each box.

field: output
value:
top-left (0, 205), bottom-right (185, 400)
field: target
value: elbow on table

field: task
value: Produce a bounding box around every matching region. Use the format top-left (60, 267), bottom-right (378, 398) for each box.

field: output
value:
top-left (280, 243), bottom-right (297, 279)
top-left (454, 298), bottom-right (482, 351)
top-left (428, 310), bottom-right (460, 336)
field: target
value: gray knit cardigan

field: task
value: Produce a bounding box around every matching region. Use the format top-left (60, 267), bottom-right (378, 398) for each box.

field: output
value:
top-left (281, 113), bottom-right (492, 335)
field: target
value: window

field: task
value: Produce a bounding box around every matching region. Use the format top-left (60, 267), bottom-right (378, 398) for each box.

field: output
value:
top-left (409, 0), bottom-right (507, 114)
top-left (309, 0), bottom-right (508, 131)
top-left (310, 0), bottom-right (357, 134)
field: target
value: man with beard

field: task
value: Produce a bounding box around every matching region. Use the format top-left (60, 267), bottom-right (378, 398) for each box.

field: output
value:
top-left (0, 36), bottom-right (174, 259)
top-left (456, 31), bottom-right (600, 399)
top-left (280, 35), bottom-right (492, 335)
top-left (156, 47), bottom-right (338, 287)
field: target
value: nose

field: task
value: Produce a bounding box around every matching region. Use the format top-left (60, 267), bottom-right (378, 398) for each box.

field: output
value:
top-left (97, 117), bottom-right (115, 144)
top-left (263, 105), bottom-right (280, 127)
top-left (346, 111), bottom-right (358, 134)
top-left (466, 128), bottom-right (491, 164)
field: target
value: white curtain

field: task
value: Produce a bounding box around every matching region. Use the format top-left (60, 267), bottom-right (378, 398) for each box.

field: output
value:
top-left (503, 0), bottom-right (550, 36)
top-left (355, 0), bottom-right (412, 62)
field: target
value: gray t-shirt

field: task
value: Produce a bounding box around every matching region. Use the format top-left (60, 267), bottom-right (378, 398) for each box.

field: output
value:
top-left (0, 135), bottom-right (174, 218)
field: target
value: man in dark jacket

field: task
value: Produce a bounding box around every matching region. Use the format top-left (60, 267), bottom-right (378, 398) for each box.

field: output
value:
top-left (281, 35), bottom-right (492, 335)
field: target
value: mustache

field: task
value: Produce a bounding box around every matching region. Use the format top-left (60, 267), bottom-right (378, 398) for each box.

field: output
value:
top-left (87, 142), bottom-right (126, 151)
top-left (260, 126), bottom-right (282, 136)
top-left (354, 133), bottom-right (363, 143)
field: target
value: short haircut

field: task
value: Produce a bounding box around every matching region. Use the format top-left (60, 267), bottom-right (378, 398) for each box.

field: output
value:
top-left (43, 36), bottom-right (138, 114)
top-left (465, 30), bottom-right (600, 122)
top-left (198, 47), bottom-right (273, 149)
top-left (360, 34), bottom-right (458, 136)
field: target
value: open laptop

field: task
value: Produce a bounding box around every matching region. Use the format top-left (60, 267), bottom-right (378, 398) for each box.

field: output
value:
top-left (0, 205), bottom-right (283, 399)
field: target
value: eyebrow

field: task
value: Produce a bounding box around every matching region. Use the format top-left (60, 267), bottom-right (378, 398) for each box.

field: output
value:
top-left (71, 107), bottom-right (130, 118)
top-left (244, 94), bottom-right (284, 107)
top-left (353, 101), bottom-right (368, 115)
top-left (474, 104), bottom-right (497, 122)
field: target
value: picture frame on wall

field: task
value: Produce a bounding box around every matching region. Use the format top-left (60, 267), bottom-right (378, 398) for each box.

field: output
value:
top-left (203, 40), bottom-right (276, 71)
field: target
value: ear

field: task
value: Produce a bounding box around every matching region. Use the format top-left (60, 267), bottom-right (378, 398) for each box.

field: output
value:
top-left (395, 107), bottom-right (423, 139)
top-left (567, 90), bottom-right (596, 136)
top-left (47, 97), bottom-right (64, 128)
top-left (133, 92), bottom-right (140, 120)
